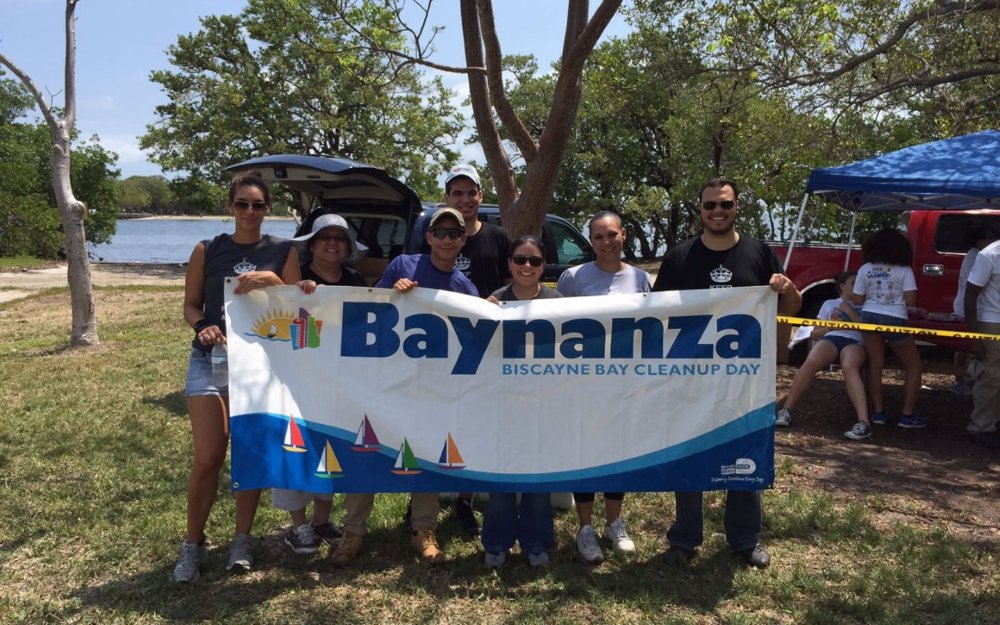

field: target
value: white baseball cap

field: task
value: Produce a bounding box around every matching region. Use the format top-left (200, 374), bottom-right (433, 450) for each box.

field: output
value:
top-left (444, 163), bottom-right (481, 189)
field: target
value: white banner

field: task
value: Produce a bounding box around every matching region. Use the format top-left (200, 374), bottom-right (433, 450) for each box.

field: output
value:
top-left (227, 283), bottom-right (776, 493)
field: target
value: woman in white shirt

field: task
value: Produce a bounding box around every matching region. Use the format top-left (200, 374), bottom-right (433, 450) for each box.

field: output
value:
top-left (849, 228), bottom-right (924, 429)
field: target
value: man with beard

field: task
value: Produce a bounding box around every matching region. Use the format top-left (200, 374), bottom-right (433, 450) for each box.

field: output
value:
top-left (652, 178), bottom-right (801, 569)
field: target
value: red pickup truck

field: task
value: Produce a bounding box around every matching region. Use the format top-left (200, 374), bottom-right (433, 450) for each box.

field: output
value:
top-left (771, 209), bottom-right (1000, 351)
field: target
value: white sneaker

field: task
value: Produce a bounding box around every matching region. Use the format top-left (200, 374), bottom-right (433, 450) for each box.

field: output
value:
top-left (603, 518), bottom-right (635, 553)
top-left (226, 533), bottom-right (255, 572)
top-left (484, 550), bottom-right (507, 569)
top-left (172, 540), bottom-right (207, 582)
top-left (576, 524), bottom-right (604, 563)
top-left (775, 407), bottom-right (792, 427)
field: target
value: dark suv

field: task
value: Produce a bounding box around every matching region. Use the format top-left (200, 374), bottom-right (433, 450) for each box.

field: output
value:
top-left (226, 154), bottom-right (593, 284)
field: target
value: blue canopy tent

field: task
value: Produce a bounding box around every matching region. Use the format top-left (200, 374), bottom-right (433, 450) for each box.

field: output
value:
top-left (784, 129), bottom-right (1000, 269)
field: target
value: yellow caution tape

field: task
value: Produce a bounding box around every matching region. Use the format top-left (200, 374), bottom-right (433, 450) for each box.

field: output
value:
top-left (776, 316), bottom-right (1000, 342)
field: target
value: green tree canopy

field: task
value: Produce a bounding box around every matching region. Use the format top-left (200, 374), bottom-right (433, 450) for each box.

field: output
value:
top-left (505, 17), bottom-right (934, 259)
top-left (0, 77), bottom-right (119, 257)
top-left (140, 0), bottom-right (465, 205)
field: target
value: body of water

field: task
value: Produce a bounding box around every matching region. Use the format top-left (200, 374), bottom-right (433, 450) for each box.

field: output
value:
top-left (89, 218), bottom-right (298, 263)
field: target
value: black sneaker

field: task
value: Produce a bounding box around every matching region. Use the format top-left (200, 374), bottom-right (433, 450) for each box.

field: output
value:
top-left (453, 496), bottom-right (480, 537)
top-left (844, 420), bottom-right (872, 440)
top-left (311, 521), bottom-right (342, 544)
top-left (969, 430), bottom-right (1000, 449)
top-left (663, 546), bottom-right (694, 567)
top-left (736, 543), bottom-right (770, 568)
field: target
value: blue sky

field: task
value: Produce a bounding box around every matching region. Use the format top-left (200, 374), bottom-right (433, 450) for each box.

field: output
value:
top-left (0, 0), bottom-right (632, 179)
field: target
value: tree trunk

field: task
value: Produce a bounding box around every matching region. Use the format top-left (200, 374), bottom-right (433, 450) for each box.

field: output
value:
top-left (461, 0), bottom-right (623, 238)
top-left (0, 0), bottom-right (99, 347)
top-left (52, 133), bottom-right (99, 346)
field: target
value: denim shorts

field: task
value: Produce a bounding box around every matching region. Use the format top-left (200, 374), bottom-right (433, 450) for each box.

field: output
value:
top-left (817, 335), bottom-right (864, 353)
top-left (184, 347), bottom-right (228, 397)
top-left (859, 311), bottom-right (909, 343)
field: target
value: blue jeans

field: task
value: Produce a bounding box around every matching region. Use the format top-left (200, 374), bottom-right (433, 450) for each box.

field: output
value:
top-left (481, 493), bottom-right (554, 554)
top-left (667, 490), bottom-right (762, 552)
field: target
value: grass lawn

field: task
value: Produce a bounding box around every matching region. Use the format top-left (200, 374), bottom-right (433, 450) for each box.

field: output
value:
top-left (1, 287), bottom-right (997, 624)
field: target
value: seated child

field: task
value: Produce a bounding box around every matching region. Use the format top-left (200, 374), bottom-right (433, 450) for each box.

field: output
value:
top-left (777, 271), bottom-right (872, 440)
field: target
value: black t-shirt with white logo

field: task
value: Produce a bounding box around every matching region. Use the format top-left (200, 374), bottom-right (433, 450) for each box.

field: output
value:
top-left (652, 235), bottom-right (783, 292)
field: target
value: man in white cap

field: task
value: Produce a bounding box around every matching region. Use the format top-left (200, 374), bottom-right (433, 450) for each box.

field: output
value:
top-left (441, 163), bottom-right (512, 298)
top-left (439, 164), bottom-right (512, 538)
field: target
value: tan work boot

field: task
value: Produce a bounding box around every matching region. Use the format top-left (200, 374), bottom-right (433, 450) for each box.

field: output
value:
top-left (410, 527), bottom-right (445, 564)
top-left (328, 530), bottom-right (363, 566)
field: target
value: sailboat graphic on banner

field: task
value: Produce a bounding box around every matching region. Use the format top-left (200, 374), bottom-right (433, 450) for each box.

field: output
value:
top-left (351, 415), bottom-right (382, 452)
top-left (437, 433), bottom-right (466, 470)
top-left (282, 416), bottom-right (308, 453)
top-left (391, 439), bottom-right (422, 475)
top-left (315, 440), bottom-right (344, 479)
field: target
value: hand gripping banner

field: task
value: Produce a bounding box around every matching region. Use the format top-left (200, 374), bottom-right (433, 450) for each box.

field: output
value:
top-left (226, 283), bottom-right (776, 493)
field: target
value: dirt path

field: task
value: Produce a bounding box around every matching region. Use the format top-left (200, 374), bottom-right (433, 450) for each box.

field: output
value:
top-left (774, 366), bottom-right (1000, 548)
top-left (0, 263), bottom-right (186, 303)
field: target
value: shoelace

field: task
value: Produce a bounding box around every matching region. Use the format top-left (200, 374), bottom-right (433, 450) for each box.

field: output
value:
top-left (178, 545), bottom-right (201, 565)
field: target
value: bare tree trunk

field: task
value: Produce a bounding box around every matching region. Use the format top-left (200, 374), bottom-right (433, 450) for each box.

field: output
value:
top-left (460, 0), bottom-right (518, 222)
top-left (337, 1), bottom-right (622, 238)
top-left (52, 140), bottom-right (98, 346)
top-left (461, 0), bottom-right (623, 238)
top-left (0, 0), bottom-right (99, 346)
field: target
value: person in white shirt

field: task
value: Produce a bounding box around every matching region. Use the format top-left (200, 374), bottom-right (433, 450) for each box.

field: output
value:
top-left (950, 227), bottom-right (998, 395)
top-left (556, 211), bottom-right (651, 564)
top-left (849, 228), bottom-right (925, 429)
top-left (777, 272), bottom-right (871, 440)
top-left (963, 239), bottom-right (1000, 449)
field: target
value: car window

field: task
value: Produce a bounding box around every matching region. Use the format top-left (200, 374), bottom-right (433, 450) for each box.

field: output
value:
top-left (340, 214), bottom-right (407, 259)
top-left (934, 213), bottom-right (1000, 253)
top-left (547, 220), bottom-right (590, 266)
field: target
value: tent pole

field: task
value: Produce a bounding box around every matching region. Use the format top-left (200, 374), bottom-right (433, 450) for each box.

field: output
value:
top-left (844, 210), bottom-right (859, 270)
top-left (783, 193), bottom-right (811, 271)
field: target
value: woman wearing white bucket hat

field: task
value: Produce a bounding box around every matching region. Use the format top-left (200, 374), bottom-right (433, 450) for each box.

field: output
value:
top-left (271, 213), bottom-right (369, 556)
top-left (294, 213), bottom-right (369, 291)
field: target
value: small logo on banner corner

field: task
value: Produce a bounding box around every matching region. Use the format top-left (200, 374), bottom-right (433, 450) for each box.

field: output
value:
top-left (245, 307), bottom-right (322, 350)
top-left (720, 458), bottom-right (756, 476)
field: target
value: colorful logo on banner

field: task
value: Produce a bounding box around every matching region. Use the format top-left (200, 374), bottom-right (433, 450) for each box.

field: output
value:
top-left (246, 307), bottom-right (322, 350)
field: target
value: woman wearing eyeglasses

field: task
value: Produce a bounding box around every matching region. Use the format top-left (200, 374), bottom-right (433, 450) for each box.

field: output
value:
top-left (480, 235), bottom-right (560, 568)
top-left (173, 170), bottom-right (300, 583)
top-left (269, 213), bottom-right (367, 557)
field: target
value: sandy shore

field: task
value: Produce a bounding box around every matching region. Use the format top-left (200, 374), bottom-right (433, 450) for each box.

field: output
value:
top-left (0, 263), bottom-right (186, 303)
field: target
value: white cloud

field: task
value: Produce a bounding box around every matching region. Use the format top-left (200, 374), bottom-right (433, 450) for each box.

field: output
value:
top-left (84, 133), bottom-right (159, 178)
top-left (83, 95), bottom-right (115, 111)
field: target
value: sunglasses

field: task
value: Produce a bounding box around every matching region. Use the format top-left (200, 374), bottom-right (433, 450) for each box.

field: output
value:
top-left (314, 234), bottom-right (350, 244)
top-left (430, 227), bottom-right (465, 240)
top-left (701, 200), bottom-right (736, 211)
top-left (233, 199), bottom-right (268, 211)
top-left (511, 255), bottom-right (544, 267)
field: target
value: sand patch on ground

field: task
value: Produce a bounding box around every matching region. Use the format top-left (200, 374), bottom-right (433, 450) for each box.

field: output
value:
top-left (0, 263), bottom-right (186, 303)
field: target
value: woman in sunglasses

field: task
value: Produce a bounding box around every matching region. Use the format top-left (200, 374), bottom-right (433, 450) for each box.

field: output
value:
top-left (481, 235), bottom-right (560, 568)
top-left (174, 170), bottom-right (300, 583)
